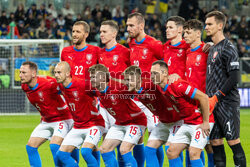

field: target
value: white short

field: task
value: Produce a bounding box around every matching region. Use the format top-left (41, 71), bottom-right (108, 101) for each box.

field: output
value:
top-left (99, 107), bottom-right (116, 133)
top-left (30, 119), bottom-right (74, 139)
top-left (105, 124), bottom-right (146, 145)
top-left (148, 120), bottom-right (183, 142)
top-left (171, 123), bottom-right (214, 149)
top-left (132, 100), bottom-right (159, 132)
top-left (61, 126), bottom-right (104, 149)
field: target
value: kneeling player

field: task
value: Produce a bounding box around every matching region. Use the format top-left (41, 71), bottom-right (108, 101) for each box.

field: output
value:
top-left (89, 64), bottom-right (147, 167)
top-left (20, 61), bottom-right (73, 167)
top-left (151, 60), bottom-right (214, 167)
top-left (54, 62), bottom-right (105, 167)
top-left (123, 66), bottom-right (184, 167)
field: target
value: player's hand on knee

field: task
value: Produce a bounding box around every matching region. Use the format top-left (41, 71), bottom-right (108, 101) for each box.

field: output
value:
top-left (196, 122), bottom-right (210, 138)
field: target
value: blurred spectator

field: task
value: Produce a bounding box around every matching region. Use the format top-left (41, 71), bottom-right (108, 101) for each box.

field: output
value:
top-left (45, 13), bottom-right (55, 29)
top-left (237, 22), bottom-right (248, 40)
top-left (47, 29), bottom-right (55, 39)
top-left (102, 5), bottom-right (112, 20)
top-left (26, 3), bottom-right (38, 18)
top-left (57, 14), bottom-right (65, 27)
top-left (82, 5), bottom-right (91, 21)
top-left (75, 13), bottom-right (83, 22)
top-left (113, 12), bottom-right (124, 26)
top-left (17, 20), bottom-right (29, 38)
top-left (94, 12), bottom-right (103, 28)
top-left (36, 21), bottom-right (48, 39)
top-left (237, 38), bottom-right (246, 57)
top-left (8, 13), bottom-right (16, 24)
top-left (14, 4), bottom-right (25, 23)
top-left (37, 3), bottom-right (48, 19)
top-left (47, 4), bottom-right (58, 18)
top-left (245, 39), bottom-right (250, 54)
top-left (92, 3), bottom-right (102, 19)
top-left (25, 13), bottom-right (38, 29)
top-left (112, 5), bottom-right (124, 18)
top-left (0, 23), bottom-right (9, 39)
top-left (87, 22), bottom-right (98, 43)
top-left (65, 14), bottom-right (74, 31)
top-left (61, 2), bottom-right (75, 17)
top-left (178, 0), bottom-right (199, 20)
top-left (0, 11), bottom-right (9, 25)
top-left (149, 14), bottom-right (161, 29)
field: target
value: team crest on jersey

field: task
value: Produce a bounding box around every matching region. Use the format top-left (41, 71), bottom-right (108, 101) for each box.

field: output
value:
top-left (195, 55), bottom-right (201, 66)
top-left (177, 49), bottom-right (183, 57)
top-left (38, 91), bottom-right (44, 101)
top-left (179, 49), bottom-right (183, 53)
top-left (110, 95), bottom-right (117, 105)
top-left (212, 51), bottom-right (218, 62)
top-left (112, 55), bottom-right (119, 66)
top-left (72, 91), bottom-right (79, 101)
top-left (86, 54), bottom-right (93, 64)
top-left (142, 48), bottom-right (148, 59)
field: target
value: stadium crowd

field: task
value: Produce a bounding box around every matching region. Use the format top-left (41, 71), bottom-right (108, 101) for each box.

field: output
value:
top-left (0, 1), bottom-right (249, 56)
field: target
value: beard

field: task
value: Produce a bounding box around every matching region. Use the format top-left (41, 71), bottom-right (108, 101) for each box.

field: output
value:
top-left (73, 37), bottom-right (84, 45)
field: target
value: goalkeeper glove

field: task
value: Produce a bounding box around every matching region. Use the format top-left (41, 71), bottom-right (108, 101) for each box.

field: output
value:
top-left (209, 90), bottom-right (225, 114)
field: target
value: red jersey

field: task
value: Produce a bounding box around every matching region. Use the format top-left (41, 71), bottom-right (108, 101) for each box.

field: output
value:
top-left (99, 44), bottom-right (130, 79)
top-left (59, 77), bottom-right (104, 129)
top-left (61, 44), bottom-right (101, 79)
top-left (161, 79), bottom-right (214, 125)
top-left (135, 79), bottom-right (181, 123)
top-left (186, 42), bottom-right (208, 93)
top-left (163, 40), bottom-right (189, 79)
top-left (185, 43), bottom-right (214, 123)
top-left (95, 80), bottom-right (147, 126)
top-left (22, 76), bottom-right (72, 123)
top-left (129, 35), bottom-right (163, 78)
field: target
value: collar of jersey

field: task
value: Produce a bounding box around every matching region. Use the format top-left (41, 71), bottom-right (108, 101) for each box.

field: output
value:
top-left (100, 86), bottom-right (109, 94)
top-left (73, 45), bottom-right (88, 52)
top-left (163, 84), bottom-right (169, 92)
top-left (65, 82), bottom-right (72, 89)
top-left (135, 38), bottom-right (146, 44)
top-left (171, 41), bottom-right (181, 47)
top-left (29, 83), bottom-right (39, 90)
top-left (137, 87), bottom-right (143, 94)
top-left (191, 45), bottom-right (201, 52)
top-left (105, 45), bottom-right (117, 52)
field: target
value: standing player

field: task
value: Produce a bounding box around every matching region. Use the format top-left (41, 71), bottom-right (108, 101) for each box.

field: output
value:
top-left (99, 20), bottom-right (130, 166)
top-left (127, 12), bottom-right (163, 78)
top-left (163, 16), bottom-right (189, 79)
top-left (54, 62), bottom-right (105, 167)
top-left (61, 21), bottom-right (101, 79)
top-left (183, 19), bottom-right (214, 167)
top-left (123, 65), bottom-right (183, 167)
top-left (89, 64), bottom-right (147, 167)
top-left (20, 61), bottom-right (73, 167)
top-left (127, 12), bottom-right (163, 166)
top-left (205, 11), bottom-right (246, 167)
top-left (151, 60), bottom-right (214, 167)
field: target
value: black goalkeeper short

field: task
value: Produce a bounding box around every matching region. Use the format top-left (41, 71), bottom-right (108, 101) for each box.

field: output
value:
top-left (210, 102), bottom-right (240, 140)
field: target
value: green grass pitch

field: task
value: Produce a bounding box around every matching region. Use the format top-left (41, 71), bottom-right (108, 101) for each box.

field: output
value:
top-left (0, 109), bottom-right (249, 167)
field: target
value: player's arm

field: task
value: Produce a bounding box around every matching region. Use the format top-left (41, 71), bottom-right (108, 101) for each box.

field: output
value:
top-left (193, 89), bottom-right (210, 137)
top-left (153, 40), bottom-right (164, 60)
top-left (202, 42), bottom-right (214, 53)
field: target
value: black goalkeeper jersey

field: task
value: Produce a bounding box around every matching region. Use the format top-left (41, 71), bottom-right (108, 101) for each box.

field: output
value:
top-left (206, 38), bottom-right (240, 105)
